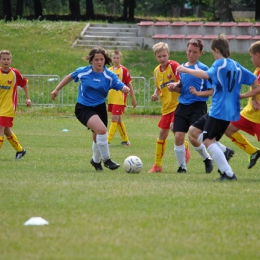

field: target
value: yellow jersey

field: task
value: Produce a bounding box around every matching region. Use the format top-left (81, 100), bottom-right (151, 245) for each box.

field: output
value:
top-left (108, 65), bottom-right (131, 106)
top-left (0, 67), bottom-right (28, 118)
top-left (154, 60), bottom-right (180, 115)
top-left (240, 67), bottom-right (260, 123)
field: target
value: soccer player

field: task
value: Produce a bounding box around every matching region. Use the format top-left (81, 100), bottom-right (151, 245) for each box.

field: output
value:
top-left (222, 40), bottom-right (260, 169)
top-left (51, 47), bottom-right (130, 171)
top-left (148, 42), bottom-right (190, 173)
top-left (177, 34), bottom-right (260, 181)
top-left (0, 50), bottom-right (32, 159)
top-left (168, 38), bottom-right (214, 174)
top-left (107, 50), bottom-right (137, 146)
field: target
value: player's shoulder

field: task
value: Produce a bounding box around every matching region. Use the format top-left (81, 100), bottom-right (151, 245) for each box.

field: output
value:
top-left (196, 61), bottom-right (209, 70)
top-left (168, 60), bottom-right (180, 67)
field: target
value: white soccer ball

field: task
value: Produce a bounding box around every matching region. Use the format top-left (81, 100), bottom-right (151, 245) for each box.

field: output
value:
top-left (123, 155), bottom-right (143, 173)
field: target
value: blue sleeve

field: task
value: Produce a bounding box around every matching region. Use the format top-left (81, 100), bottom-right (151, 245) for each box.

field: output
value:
top-left (70, 66), bottom-right (87, 83)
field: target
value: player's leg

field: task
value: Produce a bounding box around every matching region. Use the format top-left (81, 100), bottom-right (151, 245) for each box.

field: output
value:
top-left (107, 104), bottom-right (119, 145)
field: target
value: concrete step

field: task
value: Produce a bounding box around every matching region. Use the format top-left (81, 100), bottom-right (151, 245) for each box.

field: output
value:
top-left (86, 31), bottom-right (137, 37)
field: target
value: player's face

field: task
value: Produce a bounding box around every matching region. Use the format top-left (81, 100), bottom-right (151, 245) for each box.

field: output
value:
top-left (111, 54), bottom-right (121, 67)
top-left (186, 44), bottom-right (202, 65)
top-left (250, 52), bottom-right (260, 68)
top-left (0, 54), bottom-right (12, 71)
top-left (155, 50), bottom-right (169, 68)
top-left (91, 53), bottom-right (106, 72)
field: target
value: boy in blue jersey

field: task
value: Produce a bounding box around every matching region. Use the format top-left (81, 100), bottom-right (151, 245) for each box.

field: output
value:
top-left (51, 47), bottom-right (130, 171)
top-left (177, 34), bottom-right (260, 181)
top-left (168, 39), bottom-right (214, 174)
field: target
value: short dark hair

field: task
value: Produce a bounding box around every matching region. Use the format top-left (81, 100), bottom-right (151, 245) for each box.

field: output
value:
top-left (211, 34), bottom-right (230, 58)
top-left (187, 39), bottom-right (204, 51)
top-left (85, 46), bottom-right (112, 65)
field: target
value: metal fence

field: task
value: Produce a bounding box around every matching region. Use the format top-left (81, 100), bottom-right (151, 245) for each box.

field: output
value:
top-left (18, 74), bottom-right (248, 109)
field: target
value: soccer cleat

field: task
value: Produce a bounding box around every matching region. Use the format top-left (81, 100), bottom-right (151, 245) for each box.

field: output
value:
top-left (103, 158), bottom-right (120, 170)
top-left (15, 149), bottom-right (26, 159)
top-left (121, 141), bottom-right (130, 146)
top-left (184, 140), bottom-right (190, 163)
top-left (90, 158), bottom-right (103, 171)
top-left (224, 147), bottom-right (235, 161)
top-left (248, 150), bottom-right (260, 169)
top-left (214, 172), bottom-right (237, 181)
top-left (148, 164), bottom-right (162, 173)
top-left (204, 157), bottom-right (213, 173)
top-left (177, 166), bottom-right (187, 173)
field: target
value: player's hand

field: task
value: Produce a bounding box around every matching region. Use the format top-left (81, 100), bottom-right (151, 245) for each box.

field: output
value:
top-left (252, 100), bottom-right (260, 111)
top-left (25, 99), bottom-right (32, 107)
top-left (189, 86), bottom-right (198, 95)
top-left (167, 82), bottom-right (178, 92)
top-left (151, 94), bottom-right (158, 101)
top-left (121, 86), bottom-right (130, 93)
top-left (177, 65), bottom-right (187, 73)
top-left (132, 99), bottom-right (137, 108)
top-left (51, 89), bottom-right (59, 101)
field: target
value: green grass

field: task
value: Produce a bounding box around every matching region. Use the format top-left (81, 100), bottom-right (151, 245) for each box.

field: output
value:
top-left (1, 114), bottom-right (260, 260)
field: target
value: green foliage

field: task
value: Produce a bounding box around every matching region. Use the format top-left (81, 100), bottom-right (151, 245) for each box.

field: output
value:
top-left (1, 116), bottom-right (260, 259)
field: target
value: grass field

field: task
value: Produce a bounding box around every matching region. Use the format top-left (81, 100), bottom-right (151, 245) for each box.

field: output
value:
top-left (1, 114), bottom-right (260, 260)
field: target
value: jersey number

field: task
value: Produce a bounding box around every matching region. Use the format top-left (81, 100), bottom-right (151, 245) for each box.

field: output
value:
top-left (226, 71), bottom-right (236, 92)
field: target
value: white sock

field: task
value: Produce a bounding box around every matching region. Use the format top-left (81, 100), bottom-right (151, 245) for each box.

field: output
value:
top-left (96, 133), bottom-right (110, 161)
top-left (194, 143), bottom-right (211, 161)
top-left (207, 143), bottom-right (234, 177)
top-left (174, 144), bottom-right (186, 168)
top-left (216, 141), bottom-right (226, 153)
top-left (197, 133), bottom-right (203, 143)
top-left (92, 141), bottom-right (101, 163)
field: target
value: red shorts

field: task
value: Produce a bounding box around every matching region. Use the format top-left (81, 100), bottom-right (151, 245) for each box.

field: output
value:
top-left (158, 112), bottom-right (175, 130)
top-left (231, 115), bottom-right (260, 141)
top-left (0, 116), bottom-right (14, 127)
top-left (107, 104), bottom-right (125, 115)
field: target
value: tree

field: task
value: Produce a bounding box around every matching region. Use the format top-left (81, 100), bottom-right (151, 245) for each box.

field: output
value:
top-left (218, 0), bottom-right (234, 21)
top-left (33, 0), bottom-right (43, 18)
top-left (122, 0), bottom-right (136, 22)
top-left (3, 0), bottom-right (12, 21)
top-left (16, 0), bottom-right (24, 18)
top-left (86, 0), bottom-right (95, 19)
top-left (255, 0), bottom-right (260, 21)
top-left (69, 0), bottom-right (80, 20)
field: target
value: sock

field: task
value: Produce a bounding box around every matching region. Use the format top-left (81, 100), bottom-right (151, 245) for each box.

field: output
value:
top-left (117, 122), bottom-right (129, 142)
top-left (174, 144), bottom-right (186, 168)
top-left (197, 133), bottom-right (203, 143)
top-left (207, 143), bottom-right (234, 177)
top-left (92, 141), bottom-right (101, 163)
top-left (108, 122), bottom-right (118, 144)
top-left (7, 132), bottom-right (23, 152)
top-left (229, 132), bottom-right (258, 155)
top-left (155, 138), bottom-right (166, 167)
top-left (96, 133), bottom-right (110, 161)
top-left (216, 141), bottom-right (226, 152)
top-left (0, 135), bottom-right (4, 149)
top-left (194, 143), bottom-right (211, 160)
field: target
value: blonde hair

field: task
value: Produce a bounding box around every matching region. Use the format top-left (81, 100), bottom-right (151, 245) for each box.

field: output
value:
top-left (111, 50), bottom-right (122, 58)
top-left (248, 41), bottom-right (260, 54)
top-left (0, 50), bottom-right (12, 59)
top-left (152, 42), bottom-right (169, 54)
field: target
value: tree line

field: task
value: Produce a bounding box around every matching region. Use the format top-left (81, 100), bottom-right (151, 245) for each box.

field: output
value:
top-left (1, 0), bottom-right (259, 22)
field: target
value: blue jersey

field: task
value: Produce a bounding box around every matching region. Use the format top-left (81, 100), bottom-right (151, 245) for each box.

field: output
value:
top-left (207, 58), bottom-right (257, 121)
top-left (178, 61), bottom-right (213, 105)
top-left (71, 65), bottom-right (125, 107)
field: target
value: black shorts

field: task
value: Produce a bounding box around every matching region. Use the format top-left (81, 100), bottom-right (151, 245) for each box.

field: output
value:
top-left (173, 102), bottom-right (207, 133)
top-left (75, 102), bottom-right (108, 128)
top-left (192, 114), bottom-right (230, 141)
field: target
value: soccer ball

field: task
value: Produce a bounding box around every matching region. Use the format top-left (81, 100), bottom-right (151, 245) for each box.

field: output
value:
top-left (123, 155), bottom-right (143, 173)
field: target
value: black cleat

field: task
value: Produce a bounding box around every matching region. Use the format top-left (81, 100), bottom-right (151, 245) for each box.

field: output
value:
top-left (177, 166), bottom-right (187, 173)
top-left (224, 148), bottom-right (235, 161)
top-left (204, 158), bottom-right (213, 173)
top-left (104, 158), bottom-right (120, 170)
top-left (248, 150), bottom-right (260, 169)
top-left (214, 172), bottom-right (237, 181)
top-left (15, 149), bottom-right (26, 159)
top-left (90, 159), bottom-right (103, 171)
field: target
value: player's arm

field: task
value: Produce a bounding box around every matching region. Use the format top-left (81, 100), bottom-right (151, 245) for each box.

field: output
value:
top-left (240, 79), bottom-right (260, 99)
top-left (167, 81), bottom-right (182, 93)
top-left (51, 74), bottom-right (73, 101)
top-left (23, 84), bottom-right (32, 107)
top-left (151, 87), bottom-right (160, 101)
top-left (177, 65), bottom-right (209, 79)
top-left (189, 87), bottom-right (213, 97)
top-left (128, 82), bottom-right (137, 108)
